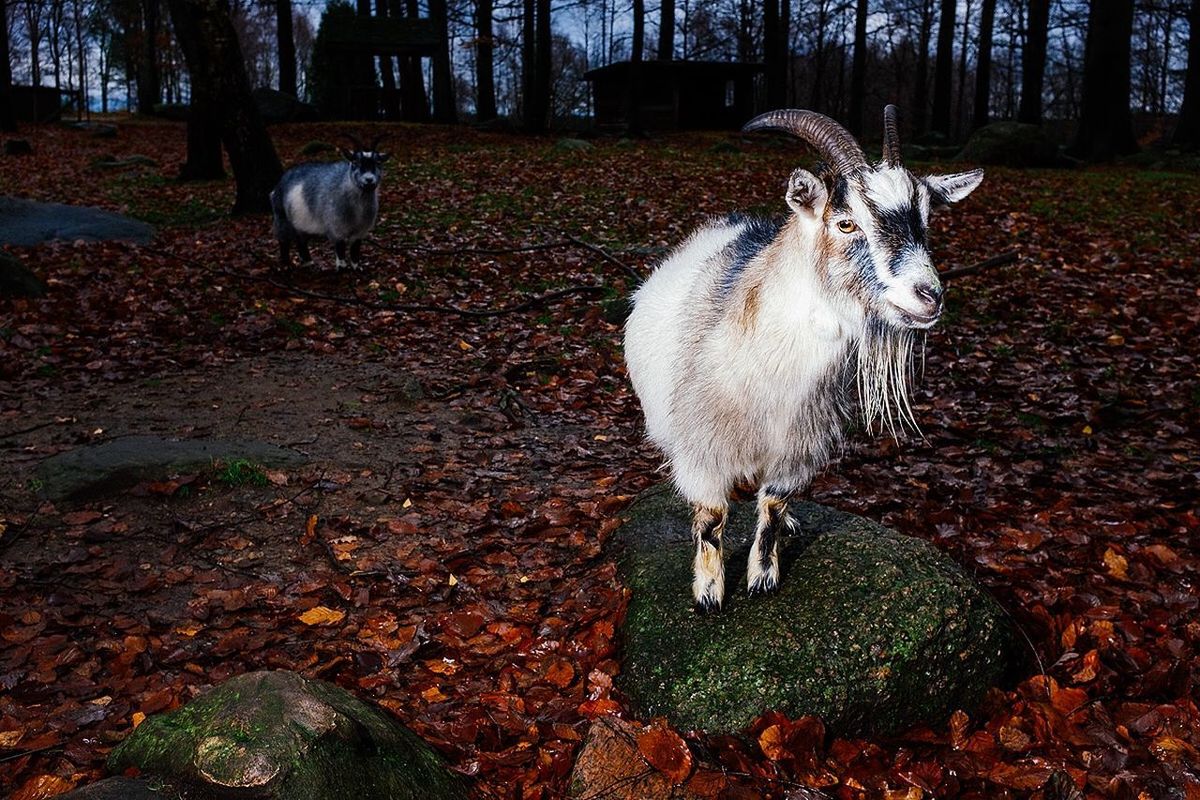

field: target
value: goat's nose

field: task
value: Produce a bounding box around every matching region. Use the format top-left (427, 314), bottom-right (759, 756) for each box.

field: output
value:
top-left (914, 282), bottom-right (944, 313)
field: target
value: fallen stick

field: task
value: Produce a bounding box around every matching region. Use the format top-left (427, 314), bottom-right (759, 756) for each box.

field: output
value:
top-left (940, 250), bottom-right (1019, 281)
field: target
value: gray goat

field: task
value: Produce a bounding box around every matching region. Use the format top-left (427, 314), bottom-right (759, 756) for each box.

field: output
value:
top-left (624, 106), bottom-right (983, 612)
top-left (270, 135), bottom-right (389, 270)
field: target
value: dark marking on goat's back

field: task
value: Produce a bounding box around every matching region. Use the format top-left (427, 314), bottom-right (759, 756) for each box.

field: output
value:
top-left (718, 215), bottom-right (782, 296)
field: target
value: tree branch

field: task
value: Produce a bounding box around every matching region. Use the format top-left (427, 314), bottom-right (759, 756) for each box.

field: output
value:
top-left (940, 250), bottom-right (1019, 281)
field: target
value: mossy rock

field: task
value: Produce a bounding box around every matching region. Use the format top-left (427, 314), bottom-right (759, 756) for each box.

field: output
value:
top-left (958, 122), bottom-right (1061, 167)
top-left (108, 671), bottom-right (466, 800)
top-left (617, 487), bottom-right (1012, 736)
top-left (556, 137), bottom-right (594, 152)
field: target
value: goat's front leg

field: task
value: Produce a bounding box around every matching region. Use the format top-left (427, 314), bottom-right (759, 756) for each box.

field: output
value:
top-left (349, 240), bottom-right (363, 270)
top-left (747, 486), bottom-right (793, 596)
top-left (691, 504), bottom-right (728, 613)
top-left (295, 236), bottom-right (314, 268)
top-left (333, 240), bottom-right (349, 270)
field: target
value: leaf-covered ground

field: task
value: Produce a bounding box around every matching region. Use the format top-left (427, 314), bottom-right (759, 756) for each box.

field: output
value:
top-left (0, 120), bottom-right (1197, 799)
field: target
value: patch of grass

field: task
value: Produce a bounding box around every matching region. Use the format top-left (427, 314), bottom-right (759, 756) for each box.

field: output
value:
top-left (26, 477), bottom-right (44, 493)
top-left (213, 458), bottom-right (269, 488)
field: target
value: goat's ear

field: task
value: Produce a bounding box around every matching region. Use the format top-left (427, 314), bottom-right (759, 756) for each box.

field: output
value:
top-left (341, 148), bottom-right (356, 162)
top-left (923, 169), bottom-right (984, 206)
top-left (785, 168), bottom-right (827, 218)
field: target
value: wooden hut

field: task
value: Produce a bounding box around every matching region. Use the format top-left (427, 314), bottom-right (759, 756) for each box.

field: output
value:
top-left (584, 60), bottom-right (762, 131)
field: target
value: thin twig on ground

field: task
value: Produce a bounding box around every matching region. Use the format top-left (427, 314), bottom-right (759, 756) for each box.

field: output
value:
top-left (941, 250), bottom-right (1020, 281)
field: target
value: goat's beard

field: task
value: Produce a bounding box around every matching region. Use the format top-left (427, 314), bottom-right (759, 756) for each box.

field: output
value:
top-left (855, 319), bottom-right (924, 439)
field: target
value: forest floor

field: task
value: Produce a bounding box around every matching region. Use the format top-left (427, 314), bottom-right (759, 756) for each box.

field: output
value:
top-left (0, 119), bottom-right (1197, 800)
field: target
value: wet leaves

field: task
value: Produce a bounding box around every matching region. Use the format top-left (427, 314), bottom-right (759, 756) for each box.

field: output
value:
top-left (0, 122), bottom-right (1198, 798)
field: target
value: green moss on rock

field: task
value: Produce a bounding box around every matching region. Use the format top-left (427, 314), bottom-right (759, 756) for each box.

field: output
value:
top-left (617, 487), bottom-right (1012, 736)
top-left (108, 671), bottom-right (466, 800)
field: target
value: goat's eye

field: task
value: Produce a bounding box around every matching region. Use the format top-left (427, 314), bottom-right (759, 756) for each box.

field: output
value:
top-left (836, 219), bottom-right (858, 234)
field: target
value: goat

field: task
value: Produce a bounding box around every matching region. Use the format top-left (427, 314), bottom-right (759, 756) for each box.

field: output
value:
top-left (623, 106), bottom-right (983, 612)
top-left (270, 134), bottom-right (389, 270)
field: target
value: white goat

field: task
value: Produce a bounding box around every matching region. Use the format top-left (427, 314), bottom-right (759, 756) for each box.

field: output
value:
top-left (624, 106), bottom-right (983, 612)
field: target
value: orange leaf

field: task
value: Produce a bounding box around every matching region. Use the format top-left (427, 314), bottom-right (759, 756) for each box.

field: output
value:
top-left (637, 723), bottom-right (693, 785)
top-left (948, 709), bottom-right (970, 749)
top-left (11, 774), bottom-right (76, 800)
top-left (298, 606), bottom-right (345, 626)
top-left (1103, 547), bottom-right (1128, 579)
top-left (759, 723), bottom-right (789, 760)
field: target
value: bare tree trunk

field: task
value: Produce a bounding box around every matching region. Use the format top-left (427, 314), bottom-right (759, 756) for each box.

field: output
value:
top-left (521, 0), bottom-right (537, 130)
top-left (1175, 0), bottom-right (1200, 149)
top-left (848, 0), bottom-right (867, 135)
top-left (475, 0), bottom-right (496, 119)
top-left (1018, 0), bottom-right (1049, 123)
top-left (764, 0), bottom-right (783, 107)
top-left (931, 0), bottom-right (955, 137)
top-left (429, 0), bottom-right (456, 122)
top-left (398, 0), bottom-right (429, 122)
top-left (1069, 0), bottom-right (1137, 161)
top-left (658, 0), bottom-right (673, 59)
top-left (533, 0), bottom-right (550, 124)
top-left (627, 0), bottom-right (643, 135)
top-left (954, 0), bottom-right (971, 137)
top-left (373, 0), bottom-right (399, 118)
top-left (138, 0), bottom-right (161, 112)
top-left (911, 0), bottom-right (933, 135)
top-left (972, 0), bottom-right (995, 129)
top-left (276, 0), bottom-right (296, 97)
top-left (0, 0), bottom-right (15, 131)
top-left (167, 0), bottom-right (282, 213)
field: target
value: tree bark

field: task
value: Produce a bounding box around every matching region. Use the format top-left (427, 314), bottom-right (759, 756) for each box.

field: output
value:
top-left (911, 0), bottom-right (934, 135)
top-left (848, 0), bottom-right (867, 136)
top-left (627, 0), bottom-right (644, 135)
top-left (658, 0), bottom-right (673, 60)
top-left (1018, 0), bottom-right (1049, 123)
top-left (534, 0), bottom-right (550, 125)
top-left (931, 0), bottom-right (955, 138)
top-left (764, 0), bottom-right (784, 107)
top-left (374, 0), bottom-right (399, 119)
top-left (399, 0), bottom-right (429, 122)
top-left (429, 0), bottom-right (456, 122)
top-left (0, 0), bottom-right (16, 131)
top-left (972, 0), bottom-right (996, 129)
top-left (1174, 0), bottom-right (1200, 149)
top-left (167, 0), bottom-right (283, 214)
top-left (1069, 0), bottom-right (1137, 161)
top-left (138, 0), bottom-right (161, 112)
top-left (521, 0), bottom-right (537, 131)
top-left (276, 0), bottom-right (297, 97)
top-left (474, 0), bottom-right (496, 120)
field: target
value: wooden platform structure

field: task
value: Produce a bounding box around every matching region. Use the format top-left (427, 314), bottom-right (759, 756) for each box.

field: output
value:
top-left (584, 60), bottom-right (762, 131)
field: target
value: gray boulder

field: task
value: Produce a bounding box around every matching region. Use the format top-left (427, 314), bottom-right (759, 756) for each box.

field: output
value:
top-left (617, 487), bottom-right (1012, 736)
top-left (0, 196), bottom-right (154, 246)
top-left (959, 122), bottom-right (1061, 167)
top-left (35, 435), bottom-right (306, 500)
top-left (107, 670), bottom-right (467, 800)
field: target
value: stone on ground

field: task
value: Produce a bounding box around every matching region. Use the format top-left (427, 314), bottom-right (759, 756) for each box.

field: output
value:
top-left (568, 718), bottom-right (703, 800)
top-left (0, 196), bottom-right (154, 246)
top-left (35, 435), bottom-right (307, 500)
top-left (107, 670), bottom-right (467, 800)
top-left (0, 250), bottom-right (46, 297)
top-left (959, 122), bottom-right (1060, 167)
top-left (617, 487), bottom-right (1012, 736)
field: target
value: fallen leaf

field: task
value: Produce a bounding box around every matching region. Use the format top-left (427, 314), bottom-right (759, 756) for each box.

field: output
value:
top-left (299, 606), bottom-right (345, 626)
top-left (637, 723), bottom-right (693, 785)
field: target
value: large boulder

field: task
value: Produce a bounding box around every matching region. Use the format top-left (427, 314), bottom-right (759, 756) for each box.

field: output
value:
top-left (617, 487), bottom-right (1012, 736)
top-left (107, 670), bottom-right (467, 800)
top-left (0, 196), bottom-right (154, 246)
top-left (253, 88), bottom-right (320, 123)
top-left (34, 435), bottom-right (307, 501)
top-left (958, 122), bottom-right (1061, 167)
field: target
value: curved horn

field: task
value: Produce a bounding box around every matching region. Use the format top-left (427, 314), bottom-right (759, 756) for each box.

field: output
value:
top-left (742, 108), bottom-right (867, 174)
top-left (882, 104), bottom-right (902, 167)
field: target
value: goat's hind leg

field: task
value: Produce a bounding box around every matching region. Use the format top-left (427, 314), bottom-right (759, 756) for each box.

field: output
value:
top-left (349, 239), bottom-right (363, 270)
top-left (691, 503), bottom-right (729, 613)
top-left (747, 485), bottom-right (793, 596)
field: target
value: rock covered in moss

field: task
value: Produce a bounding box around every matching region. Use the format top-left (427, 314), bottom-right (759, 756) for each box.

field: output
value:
top-left (617, 487), bottom-right (1012, 736)
top-left (958, 122), bottom-right (1060, 167)
top-left (108, 670), bottom-right (466, 800)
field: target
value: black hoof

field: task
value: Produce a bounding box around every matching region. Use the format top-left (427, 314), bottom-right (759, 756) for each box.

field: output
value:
top-left (747, 578), bottom-right (779, 597)
top-left (693, 598), bottom-right (722, 615)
